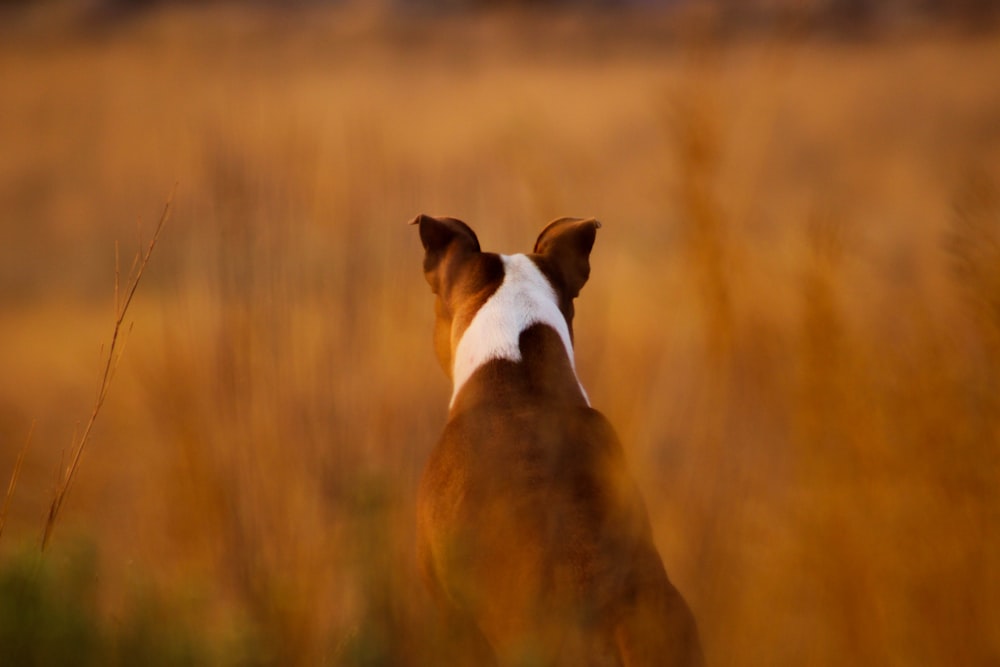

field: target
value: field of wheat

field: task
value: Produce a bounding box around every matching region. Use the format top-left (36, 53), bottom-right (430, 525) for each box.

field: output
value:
top-left (1, 7), bottom-right (999, 665)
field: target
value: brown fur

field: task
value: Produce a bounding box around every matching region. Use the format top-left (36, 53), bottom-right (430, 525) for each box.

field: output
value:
top-left (411, 215), bottom-right (704, 667)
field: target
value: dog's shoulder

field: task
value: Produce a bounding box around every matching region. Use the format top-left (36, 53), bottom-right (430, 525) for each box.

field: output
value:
top-left (436, 404), bottom-right (623, 461)
top-left (424, 405), bottom-right (648, 529)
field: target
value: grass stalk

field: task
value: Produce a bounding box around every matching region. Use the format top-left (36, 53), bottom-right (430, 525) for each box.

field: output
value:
top-left (41, 189), bottom-right (174, 551)
top-left (0, 421), bottom-right (35, 543)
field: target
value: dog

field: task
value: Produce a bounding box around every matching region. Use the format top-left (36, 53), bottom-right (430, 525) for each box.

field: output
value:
top-left (411, 214), bottom-right (703, 667)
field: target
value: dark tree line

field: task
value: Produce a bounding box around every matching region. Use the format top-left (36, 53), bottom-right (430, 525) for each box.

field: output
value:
top-left (3, 0), bottom-right (996, 31)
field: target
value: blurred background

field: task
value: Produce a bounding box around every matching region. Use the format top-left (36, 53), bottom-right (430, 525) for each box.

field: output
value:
top-left (1, 0), bottom-right (999, 664)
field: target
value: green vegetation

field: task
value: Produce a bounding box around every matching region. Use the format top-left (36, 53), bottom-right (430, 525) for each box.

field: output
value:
top-left (0, 540), bottom-right (221, 666)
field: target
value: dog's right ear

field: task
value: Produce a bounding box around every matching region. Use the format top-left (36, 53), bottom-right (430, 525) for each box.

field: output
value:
top-left (533, 217), bottom-right (601, 299)
top-left (409, 214), bottom-right (481, 295)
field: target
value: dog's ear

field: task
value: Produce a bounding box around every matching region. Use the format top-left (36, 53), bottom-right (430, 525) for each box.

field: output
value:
top-left (409, 214), bottom-right (481, 295)
top-left (533, 217), bottom-right (601, 298)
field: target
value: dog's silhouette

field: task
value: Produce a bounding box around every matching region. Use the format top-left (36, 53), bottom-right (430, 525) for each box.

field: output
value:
top-left (412, 215), bottom-right (703, 667)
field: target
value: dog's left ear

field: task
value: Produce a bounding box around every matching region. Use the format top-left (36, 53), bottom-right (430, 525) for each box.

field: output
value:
top-left (533, 217), bottom-right (601, 299)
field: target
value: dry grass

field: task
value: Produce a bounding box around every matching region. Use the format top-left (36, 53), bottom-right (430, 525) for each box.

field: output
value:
top-left (0, 422), bottom-right (33, 541)
top-left (41, 191), bottom-right (172, 550)
top-left (1, 7), bottom-right (999, 665)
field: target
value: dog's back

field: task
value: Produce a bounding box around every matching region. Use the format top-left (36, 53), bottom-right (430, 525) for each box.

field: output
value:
top-left (412, 215), bottom-right (703, 666)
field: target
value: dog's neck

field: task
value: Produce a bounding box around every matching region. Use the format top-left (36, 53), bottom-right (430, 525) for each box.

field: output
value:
top-left (450, 254), bottom-right (589, 410)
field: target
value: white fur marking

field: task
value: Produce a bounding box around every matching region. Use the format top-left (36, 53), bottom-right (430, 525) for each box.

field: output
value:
top-left (450, 254), bottom-right (589, 408)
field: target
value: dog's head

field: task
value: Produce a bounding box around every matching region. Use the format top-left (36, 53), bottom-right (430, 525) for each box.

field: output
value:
top-left (410, 215), bottom-right (600, 397)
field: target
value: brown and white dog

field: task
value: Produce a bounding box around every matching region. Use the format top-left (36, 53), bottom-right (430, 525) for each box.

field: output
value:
top-left (411, 215), bottom-right (703, 667)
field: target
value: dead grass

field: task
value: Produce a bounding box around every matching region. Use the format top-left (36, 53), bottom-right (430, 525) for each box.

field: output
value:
top-left (41, 190), bottom-right (172, 550)
top-left (1, 8), bottom-right (999, 665)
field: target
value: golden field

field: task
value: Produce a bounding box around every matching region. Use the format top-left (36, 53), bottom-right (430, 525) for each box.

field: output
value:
top-left (1, 7), bottom-right (999, 665)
